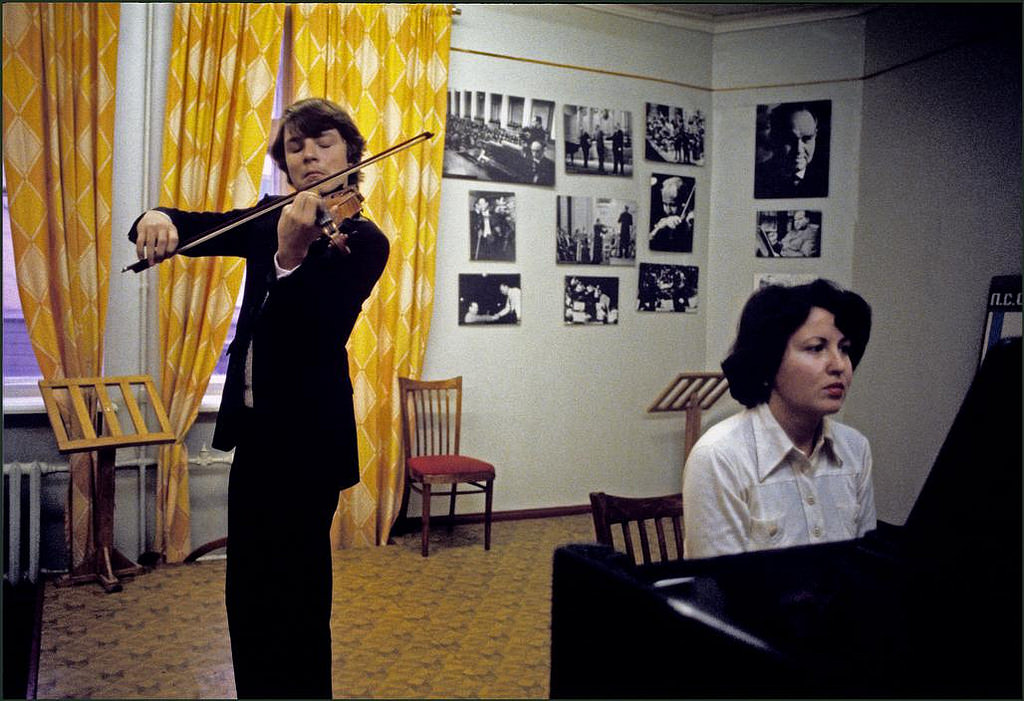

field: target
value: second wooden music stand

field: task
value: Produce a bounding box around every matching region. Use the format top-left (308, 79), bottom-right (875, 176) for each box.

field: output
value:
top-left (648, 372), bottom-right (730, 462)
top-left (38, 375), bottom-right (175, 592)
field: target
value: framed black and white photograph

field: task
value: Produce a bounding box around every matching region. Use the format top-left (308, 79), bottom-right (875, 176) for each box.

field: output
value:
top-left (458, 273), bottom-right (522, 325)
top-left (468, 190), bottom-right (516, 261)
top-left (564, 276), bottom-right (619, 325)
top-left (637, 262), bottom-right (699, 313)
top-left (648, 173), bottom-right (695, 253)
top-left (556, 195), bottom-right (637, 265)
top-left (754, 99), bottom-right (831, 199)
top-left (754, 273), bottom-right (818, 290)
top-left (755, 209), bottom-right (822, 258)
top-left (644, 102), bottom-right (706, 165)
top-left (444, 89), bottom-right (556, 186)
top-left (563, 105), bottom-right (633, 176)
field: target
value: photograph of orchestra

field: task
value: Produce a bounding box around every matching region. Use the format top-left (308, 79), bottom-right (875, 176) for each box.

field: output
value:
top-left (564, 276), bottom-right (619, 325)
top-left (563, 105), bottom-right (633, 177)
top-left (644, 102), bottom-right (706, 165)
top-left (444, 89), bottom-right (556, 186)
top-left (458, 273), bottom-right (522, 325)
top-left (648, 173), bottom-right (696, 253)
top-left (755, 209), bottom-right (822, 257)
top-left (754, 99), bottom-right (831, 198)
top-left (468, 190), bottom-right (516, 261)
top-left (556, 195), bottom-right (637, 265)
top-left (637, 262), bottom-right (699, 313)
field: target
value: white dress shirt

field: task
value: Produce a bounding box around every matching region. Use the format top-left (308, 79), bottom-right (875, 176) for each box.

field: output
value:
top-left (242, 254), bottom-right (300, 408)
top-left (682, 402), bottom-right (876, 559)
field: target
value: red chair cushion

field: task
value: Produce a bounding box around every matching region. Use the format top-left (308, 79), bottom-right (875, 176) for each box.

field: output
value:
top-left (408, 454), bottom-right (495, 478)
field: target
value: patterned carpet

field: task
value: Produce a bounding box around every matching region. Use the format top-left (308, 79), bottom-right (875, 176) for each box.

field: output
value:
top-left (35, 514), bottom-right (595, 699)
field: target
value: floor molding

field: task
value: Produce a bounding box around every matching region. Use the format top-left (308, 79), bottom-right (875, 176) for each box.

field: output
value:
top-left (394, 503), bottom-right (592, 533)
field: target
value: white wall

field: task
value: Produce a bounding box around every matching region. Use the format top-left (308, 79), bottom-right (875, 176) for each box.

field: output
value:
top-left (707, 15), bottom-right (866, 369)
top-left (423, 5), bottom-right (715, 511)
top-left (844, 4), bottom-right (1023, 524)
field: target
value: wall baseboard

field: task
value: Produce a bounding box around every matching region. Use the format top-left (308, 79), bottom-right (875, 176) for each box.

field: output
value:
top-left (393, 503), bottom-right (592, 534)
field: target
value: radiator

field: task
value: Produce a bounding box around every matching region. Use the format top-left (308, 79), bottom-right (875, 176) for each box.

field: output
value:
top-left (3, 461), bottom-right (62, 584)
top-left (3, 449), bottom-right (232, 583)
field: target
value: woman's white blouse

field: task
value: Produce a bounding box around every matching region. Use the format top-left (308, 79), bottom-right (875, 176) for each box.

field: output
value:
top-left (682, 402), bottom-right (876, 559)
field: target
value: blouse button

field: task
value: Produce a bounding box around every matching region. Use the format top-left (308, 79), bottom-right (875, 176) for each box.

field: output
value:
top-left (806, 494), bottom-right (816, 505)
top-left (812, 525), bottom-right (823, 538)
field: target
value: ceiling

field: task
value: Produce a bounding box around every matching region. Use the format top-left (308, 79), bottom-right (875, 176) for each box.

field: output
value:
top-left (581, 3), bottom-right (877, 34)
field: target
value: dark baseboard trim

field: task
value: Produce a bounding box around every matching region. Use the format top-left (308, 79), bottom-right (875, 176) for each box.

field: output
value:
top-left (393, 503), bottom-right (592, 534)
top-left (491, 503), bottom-right (592, 522)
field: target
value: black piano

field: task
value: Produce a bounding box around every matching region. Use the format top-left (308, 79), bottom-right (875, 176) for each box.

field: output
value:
top-left (551, 337), bottom-right (1021, 698)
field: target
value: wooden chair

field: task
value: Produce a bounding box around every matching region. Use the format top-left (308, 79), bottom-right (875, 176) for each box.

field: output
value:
top-left (397, 376), bottom-right (495, 557)
top-left (589, 491), bottom-right (684, 566)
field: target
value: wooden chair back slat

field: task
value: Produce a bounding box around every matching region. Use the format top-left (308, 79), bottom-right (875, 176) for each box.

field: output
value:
top-left (590, 492), bottom-right (685, 566)
top-left (654, 518), bottom-right (669, 561)
top-left (637, 520), bottom-right (653, 563)
top-left (399, 376), bottom-right (463, 459)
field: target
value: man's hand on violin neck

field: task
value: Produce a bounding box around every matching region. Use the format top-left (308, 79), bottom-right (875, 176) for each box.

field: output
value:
top-left (136, 210), bottom-right (180, 266)
top-left (277, 189), bottom-right (326, 269)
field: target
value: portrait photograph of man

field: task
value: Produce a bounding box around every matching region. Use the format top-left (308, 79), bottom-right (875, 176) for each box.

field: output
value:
top-left (755, 209), bottom-right (822, 258)
top-left (468, 190), bottom-right (516, 261)
top-left (754, 99), bottom-right (831, 199)
top-left (648, 173), bottom-right (696, 253)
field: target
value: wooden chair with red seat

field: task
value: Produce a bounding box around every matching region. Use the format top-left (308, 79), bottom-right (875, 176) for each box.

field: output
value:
top-left (397, 376), bottom-right (495, 557)
top-left (589, 491), bottom-right (684, 566)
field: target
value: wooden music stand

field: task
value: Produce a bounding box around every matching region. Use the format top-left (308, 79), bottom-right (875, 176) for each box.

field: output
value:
top-left (648, 372), bottom-right (730, 461)
top-left (38, 375), bottom-right (175, 592)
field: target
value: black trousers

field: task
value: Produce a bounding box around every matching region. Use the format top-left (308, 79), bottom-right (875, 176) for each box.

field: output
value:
top-left (225, 413), bottom-right (341, 699)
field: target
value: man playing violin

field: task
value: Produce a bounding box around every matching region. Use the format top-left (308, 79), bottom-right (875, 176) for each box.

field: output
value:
top-left (130, 97), bottom-right (390, 699)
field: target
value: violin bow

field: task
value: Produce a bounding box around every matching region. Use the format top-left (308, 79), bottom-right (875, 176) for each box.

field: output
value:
top-left (123, 130), bottom-right (434, 273)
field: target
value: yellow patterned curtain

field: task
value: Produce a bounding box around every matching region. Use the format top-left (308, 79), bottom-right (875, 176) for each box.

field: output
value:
top-left (154, 3), bottom-right (284, 562)
top-left (2, 3), bottom-right (119, 571)
top-left (289, 3), bottom-right (450, 547)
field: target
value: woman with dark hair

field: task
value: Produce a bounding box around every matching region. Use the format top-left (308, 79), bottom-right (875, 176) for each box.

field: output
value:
top-left (682, 279), bottom-right (875, 559)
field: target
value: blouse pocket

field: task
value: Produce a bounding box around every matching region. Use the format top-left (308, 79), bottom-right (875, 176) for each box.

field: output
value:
top-left (833, 501), bottom-right (859, 538)
top-left (749, 516), bottom-right (784, 549)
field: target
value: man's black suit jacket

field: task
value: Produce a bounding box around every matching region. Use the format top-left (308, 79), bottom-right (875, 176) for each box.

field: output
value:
top-left (129, 196), bottom-right (390, 491)
top-left (754, 156), bottom-right (829, 199)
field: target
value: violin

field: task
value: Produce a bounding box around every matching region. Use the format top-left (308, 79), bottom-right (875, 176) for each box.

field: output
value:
top-left (123, 130), bottom-right (432, 273)
top-left (315, 186), bottom-right (364, 255)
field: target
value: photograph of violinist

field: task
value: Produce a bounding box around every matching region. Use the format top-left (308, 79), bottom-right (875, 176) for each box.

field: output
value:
top-left (127, 98), bottom-right (392, 699)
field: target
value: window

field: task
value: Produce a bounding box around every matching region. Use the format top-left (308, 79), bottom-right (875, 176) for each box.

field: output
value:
top-left (3, 71), bottom-right (287, 413)
top-left (208, 135), bottom-right (284, 379)
top-left (2, 168), bottom-right (44, 406)
top-left (208, 81), bottom-right (287, 380)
